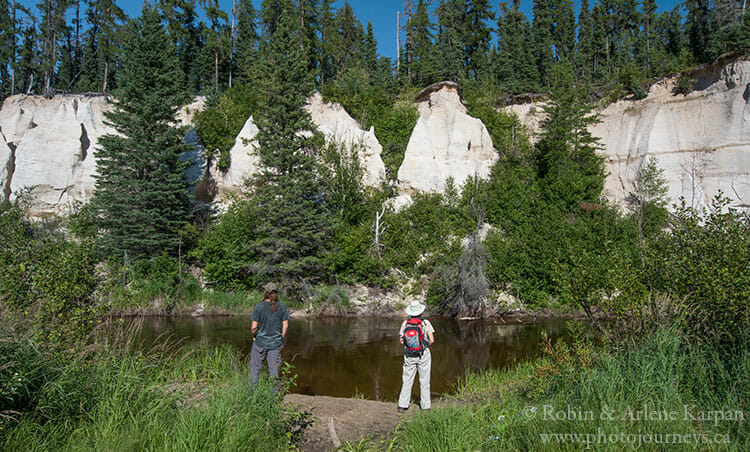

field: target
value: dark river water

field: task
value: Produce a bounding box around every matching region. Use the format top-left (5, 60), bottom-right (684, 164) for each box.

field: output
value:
top-left (130, 316), bottom-right (569, 401)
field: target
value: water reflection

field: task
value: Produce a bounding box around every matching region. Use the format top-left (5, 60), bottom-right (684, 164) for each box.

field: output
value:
top-left (129, 316), bottom-right (569, 400)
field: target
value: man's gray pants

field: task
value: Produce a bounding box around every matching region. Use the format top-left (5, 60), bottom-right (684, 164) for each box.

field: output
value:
top-left (398, 348), bottom-right (431, 410)
top-left (249, 342), bottom-right (281, 386)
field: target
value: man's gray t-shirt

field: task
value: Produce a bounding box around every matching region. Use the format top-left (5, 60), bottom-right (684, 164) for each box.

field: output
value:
top-left (251, 301), bottom-right (289, 349)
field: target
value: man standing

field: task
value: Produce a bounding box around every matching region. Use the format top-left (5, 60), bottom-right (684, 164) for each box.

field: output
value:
top-left (397, 300), bottom-right (435, 412)
top-left (250, 282), bottom-right (289, 387)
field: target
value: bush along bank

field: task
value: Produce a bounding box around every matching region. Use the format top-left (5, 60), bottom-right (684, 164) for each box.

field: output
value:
top-left (0, 323), bottom-right (304, 451)
top-left (342, 325), bottom-right (749, 452)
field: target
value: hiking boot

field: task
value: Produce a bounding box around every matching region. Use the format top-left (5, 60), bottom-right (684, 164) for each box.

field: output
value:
top-left (397, 406), bottom-right (408, 413)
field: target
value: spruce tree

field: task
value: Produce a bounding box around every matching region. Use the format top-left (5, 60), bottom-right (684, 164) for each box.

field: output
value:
top-left (235, 0), bottom-right (259, 82)
top-left (534, 61), bottom-right (604, 211)
top-left (250, 0), bottom-right (330, 282)
top-left (37, 0), bottom-right (68, 96)
top-left (462, 0), bottom-right (495, 80)
top-left (496, 0), bottom-right (539, 93)
top-left (551, 0), bottom-right (576, 61)
top-left (93, 6), bottom-right (193, 258)
top-left (436, 0), bottom-right (464, 82)
top-left (576, 0), bottom-right (594, 81)
top-left (362, 21), bottom-right (378, 77)
top-left (405, 0), bottom-right (437, 87)
top-left (532, 0), bottom-right (554, 87)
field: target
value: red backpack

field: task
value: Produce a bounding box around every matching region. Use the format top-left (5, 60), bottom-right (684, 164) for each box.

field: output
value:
top-left (403, 317), bottom-right (427, 357)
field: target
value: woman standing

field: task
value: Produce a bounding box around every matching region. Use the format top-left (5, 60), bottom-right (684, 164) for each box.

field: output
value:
top-left (397, 300), bottom-right (435, 412)
top-left (249, 282), bottom-right (289, 387)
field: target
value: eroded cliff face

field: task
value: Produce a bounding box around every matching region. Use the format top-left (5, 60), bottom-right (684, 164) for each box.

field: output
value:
top-left (397, 82), bottom-right (497, 194)
top-left (206, 93), bottom-right (387, 201)
top-left (4, 55), bottom-right (749, 216)
top-left (508, 54), bottom-right (750, 211)
top-left (592, 57), bottom-right (750, 210)
top-left (0, 95), bottom-right (112, 214)
top-left (0, 95), bottom-right (205, 216)
top-left (0, 93), bottom-right (386, 213)
top-left (306, 92), bottom-right (386, 187)
top-left (209, 115), bottom-right (260, 197)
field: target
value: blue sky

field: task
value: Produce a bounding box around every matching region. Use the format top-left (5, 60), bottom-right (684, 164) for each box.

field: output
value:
top-left (20, 0), bottom-right (683, 60)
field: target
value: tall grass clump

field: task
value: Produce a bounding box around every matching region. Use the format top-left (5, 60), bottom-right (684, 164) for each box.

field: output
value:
top-left (390, 326), bottom-right (748, 451)
top-left (1, 324), bottom-right (297, 451)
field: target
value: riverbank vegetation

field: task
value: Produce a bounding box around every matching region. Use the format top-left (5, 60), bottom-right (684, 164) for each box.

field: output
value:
top-left (1, 1), bottom-right (749, 450)
top-left (342, 326), bottom-right (748, 451)
top-left (1, 323), bottom-right (300, 451)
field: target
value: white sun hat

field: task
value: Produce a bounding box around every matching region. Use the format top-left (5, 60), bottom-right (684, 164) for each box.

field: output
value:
top-left (405, 300), bottom-right (426, 316)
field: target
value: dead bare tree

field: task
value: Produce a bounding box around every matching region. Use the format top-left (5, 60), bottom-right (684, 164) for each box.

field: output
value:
top-left (437, 202), bottom-right (490, 318)
top-left (372, 202), bottom-right (387, 258)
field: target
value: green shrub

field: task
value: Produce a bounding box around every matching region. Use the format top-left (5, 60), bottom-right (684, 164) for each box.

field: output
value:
top-left (647, 195), bottom-right (750, 349)
top-left (619, 62), bottom-right (648, 100)
top-left (194, 85), bottom-right (258, 170)
top-left (382, 192), bottom-right (464, 276)
top-left (0, 203), bottom-right (99, 343)
top-left (324, 222), bottom-right (389, 285)
top-left (0, 337), bottom-right (60, 417)
top-left (322, 72), bottom-right (418, 180)
top-left (190, 198), bottom-right (261, 290)
top-left (672, 73), bottom-right (694, 95)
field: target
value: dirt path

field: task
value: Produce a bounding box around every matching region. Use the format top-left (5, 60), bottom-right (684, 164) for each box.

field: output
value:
top-left (283, 394), bottom-right (413, 451)
top-left (283, 394), bottom-right (468, 451)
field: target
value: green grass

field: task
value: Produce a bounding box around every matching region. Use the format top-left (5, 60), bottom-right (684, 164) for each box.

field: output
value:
top-left (378, 327), bottom-right (749, 452)
top-left (1, 330), bottom-right (297, 451)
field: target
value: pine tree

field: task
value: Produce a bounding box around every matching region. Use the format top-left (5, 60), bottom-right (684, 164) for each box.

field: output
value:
top-left (261, 0), bottom-right (284, 37)
top-left (317, 0), bottom-right (336, 85)
top-left (0, 0), bottom-right (13, 97)
top-left (93, 6), bottom-right (193, 258)
top-left (200, 0), bottom-right (229, 92)
top-left (17, 22), bottom-right (38, 94)
top-left (298, 0), bottom-right (320, 79)
top-left (333, 2), bottom-right (364, 72)
top-left (641, 0), bottom-right (657, 72)
top-left (79, 0), bottom-right (126, 93)
top-left (591, 2), bottom-right (609, 79)
top-left (250, 0), bottom-right (331, 281)
top-left (552, 0), bottom-right (576, 61)
top-left (362, 21), bottom-right (378, 77)
top-left (160, 0), bottom-right (203, 93)
top-left (659, 4), bottom-right (686, 59)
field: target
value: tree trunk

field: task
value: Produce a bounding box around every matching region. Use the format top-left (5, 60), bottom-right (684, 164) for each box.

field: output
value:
top-left (103, 60), bottom-right (108, 93)
top-left (214, 50), bottom-right (219, 91)
top-left (11, 0), bottom-right (16, 96)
